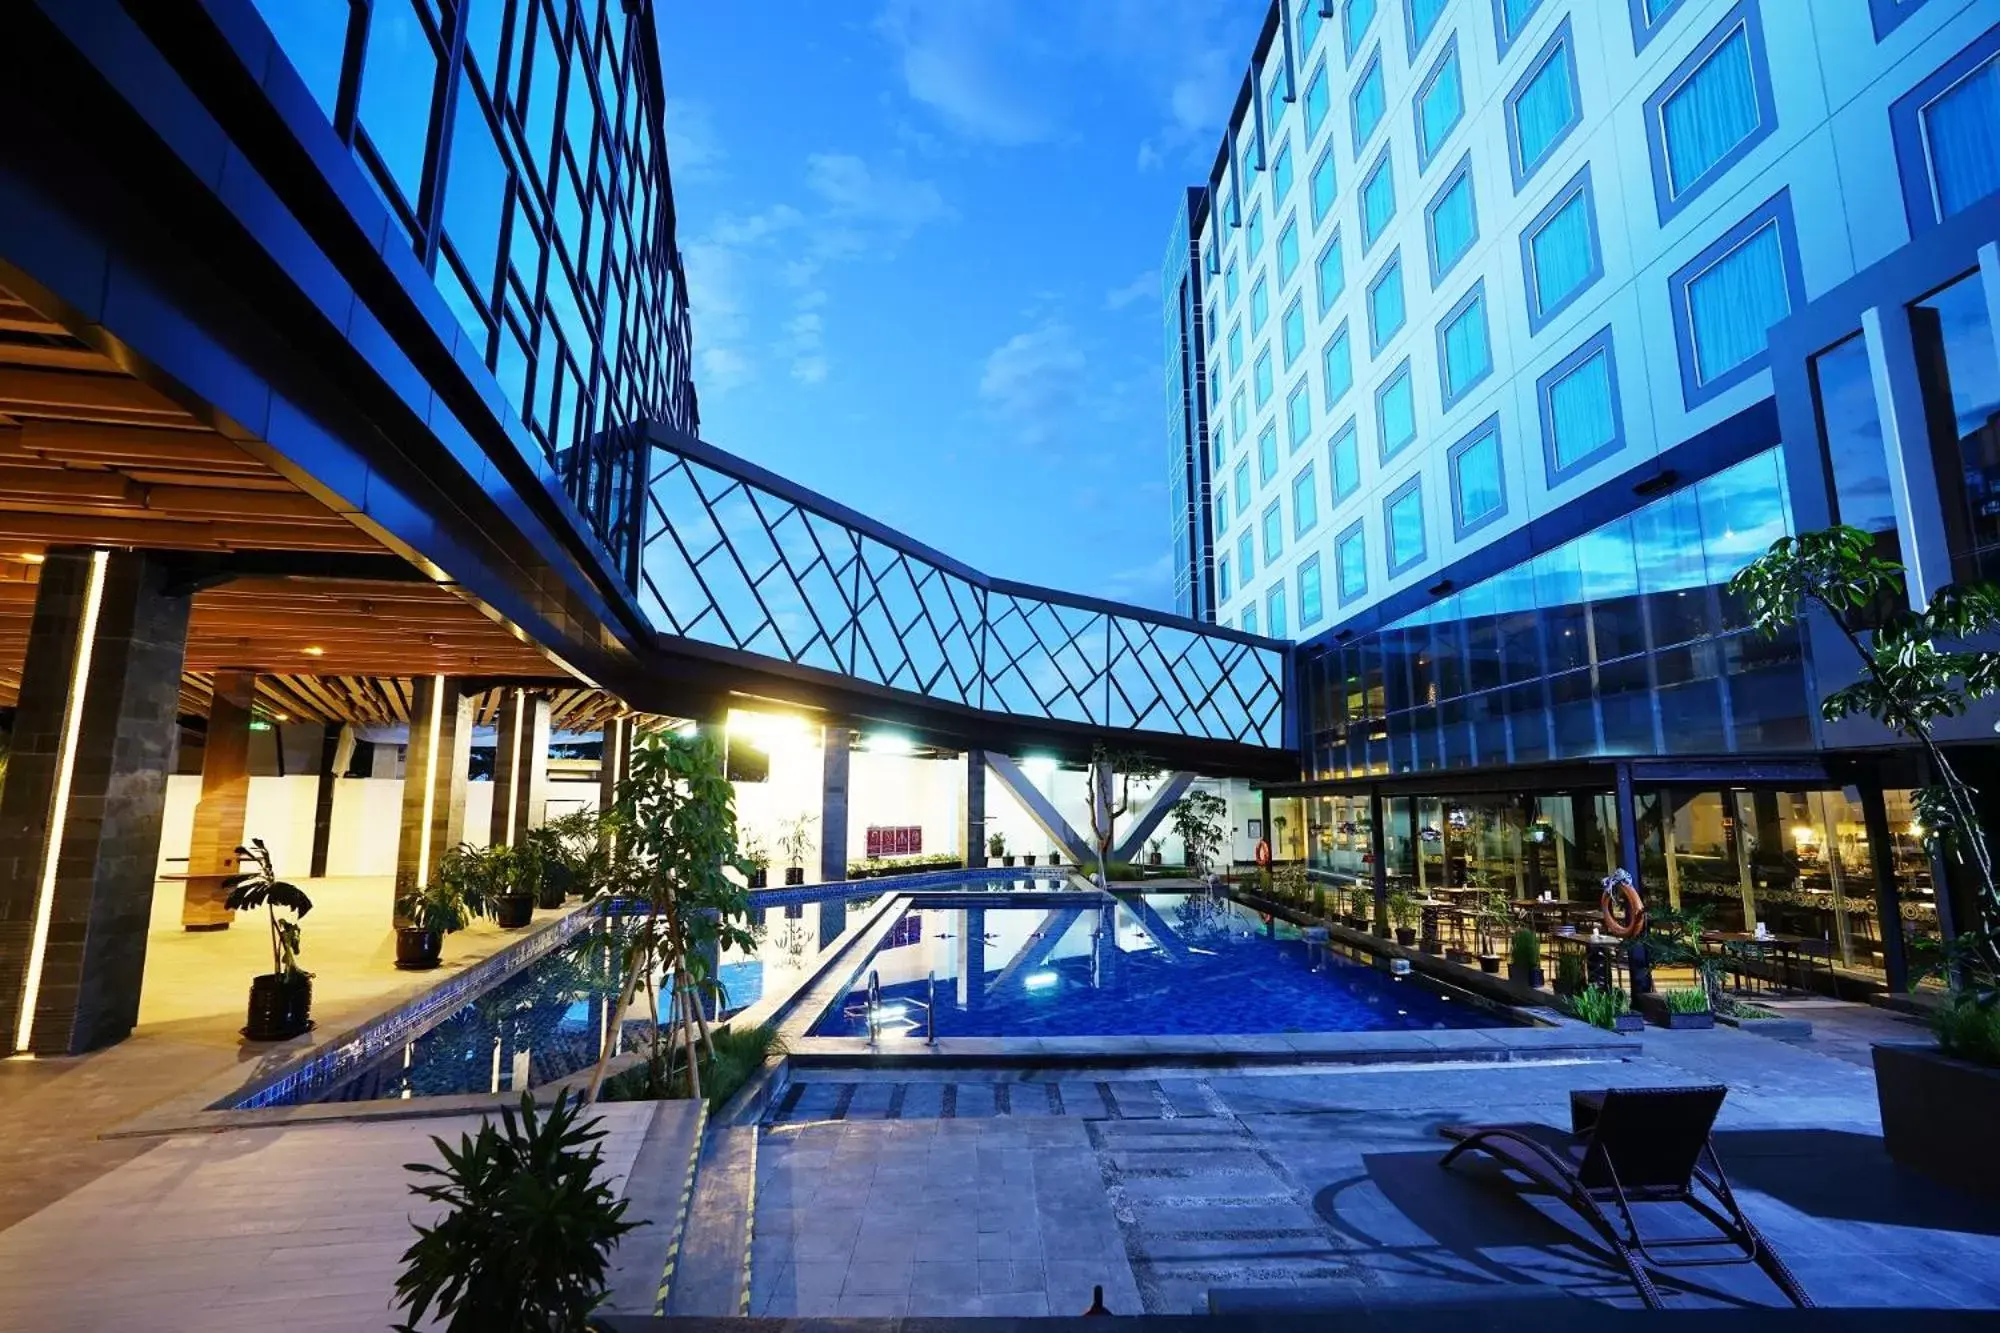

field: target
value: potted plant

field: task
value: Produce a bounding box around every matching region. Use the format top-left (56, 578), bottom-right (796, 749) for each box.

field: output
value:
top-left (1049, 849), bottom-right (1062, 867)
top-left (1023, 851), bottom-right (1037, 867)
top-left (1644, 987), bottom-right (1716, 1030)
top-left (393, 1092), bottom-right (637, 1330)
top-left (1170, 789), bottom-right (1229, 879)
top-left (1147, 838), bottom-right (1164, 867)
top-left (1553, 950), bottom-right (1586, 998)
top-left (222, 839), bottom-right (313, 1041)
top-left (742, 833), bottom-right (770, 889)
top-left (1345, 888), bottom-right (1370, 931)
top-left (1565, 984), bottom-right (1645, 1035)
top-left (988, 831), bottom-right (1012, 867)
top-left (523, 807), bottom-right (613, 908)
top-left (777, 812), bottom-right (816, 887)
top-left (1508, 927), bottom-right (1543, 988)
top-left (396, 876), bottom-right (475, 969)
top-left (1387, 889), bottom-right (1418, 947)
top-left (1476, 890), bottom-right (1513, 974)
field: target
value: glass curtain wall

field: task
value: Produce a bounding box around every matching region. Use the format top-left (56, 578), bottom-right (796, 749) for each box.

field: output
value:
top-left (1911, 271), bottom-right (2000, 581)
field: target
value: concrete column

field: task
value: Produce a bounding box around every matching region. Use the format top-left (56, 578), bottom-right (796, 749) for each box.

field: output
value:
top-left (1369, 788), bottom-right (1389, 933)
top-left (821, 725), bottom-right (851, 884)
top-left (181, 671), bottom-right (255, 929)
top-left (0, 550), bottom-right (191, 1055)
top-left (490, 689), bottom-right (551, 848)
top-left (308, 722), bottom-right (348, 878)
top-left (599, 716), bottom-right (631, 813)
top-left (961, 749), bottom-right (987, 868)
top-left (395, 675), bottom-right (472, 906)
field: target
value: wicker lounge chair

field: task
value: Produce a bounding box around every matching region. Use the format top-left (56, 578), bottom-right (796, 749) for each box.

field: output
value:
top-left (1438, 1084), bottom-right (1812, 1309)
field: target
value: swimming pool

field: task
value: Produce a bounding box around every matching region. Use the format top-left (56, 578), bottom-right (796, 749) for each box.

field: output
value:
top-left (807, 893), bottom-right (1507, 1039)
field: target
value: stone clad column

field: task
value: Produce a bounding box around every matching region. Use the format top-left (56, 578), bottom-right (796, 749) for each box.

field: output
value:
top-left (0, 550), bottom-right (191, 1055)
top-left (490, 689), bottom-right (551, 848)
top-left (961, 749), bottom-right (987, 868)
top-left (818, 725), bottom-right (852, 952)
top-left (599, 716), bottom-right (631, 811)
top-left (395, 675), bottom-right (471, 909)
top-left (182, 671), bottom-right (255, 930)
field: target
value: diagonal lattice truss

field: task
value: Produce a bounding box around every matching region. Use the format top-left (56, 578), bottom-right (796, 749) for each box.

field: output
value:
top-left (637, 448), bottom-right (1284, 746)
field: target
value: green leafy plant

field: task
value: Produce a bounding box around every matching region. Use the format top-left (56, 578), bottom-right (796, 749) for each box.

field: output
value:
top-left (1169, 789), bottom-right (1229, 877)
top-left (1646, 901), bottom-right (1726, 1004)
top-left (1554, 951), bottom-right (1587, 996)
top-left (1085, 744), bottom-right (1161, 883)
top-left (1475, 889), bottom-right (1516, 956)
top-left (398, 878), bottom-right (475, 935)
top-left (434, 841), bottom-right (513, 919)
top-left (1728, 525), bottom-right (2000, 997)
top-left (222, 839), bottom-right (312, 977)
top-left (1663, 987), bottom-right (1712, 1015)
top-left (603, 1023), bottom-right (789, 1112)
top-left (776, 812), bottom-right (816, 872)
top-left (1564, 984), bottom-right (1630, 1030)
top-left (1387, 889), bottom-right (1418, 932)
top-left (1509, 927), bottom-right (1540, 974)
top-left (1349, 888), bottom-right (1372, 922)
top-left (392, 1092), bottom-right (637, 1332)
top-left (987, 831), bottom-right (1007, 858)
top-left (1934, 990), bottom-right (2000, 1066)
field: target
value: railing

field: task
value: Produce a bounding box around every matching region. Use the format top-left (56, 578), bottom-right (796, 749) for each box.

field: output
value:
top-left (635, 426), bottom-right (1287, 748)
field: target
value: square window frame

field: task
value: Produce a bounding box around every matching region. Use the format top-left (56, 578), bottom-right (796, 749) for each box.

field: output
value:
top-left (1336, 517), bottom-right (1370, 605)
top-left (1374, 356), bottom-right (1418, 463)
top-left (1344, 0), bottom-right (1379, 61)
top-left (1250, 274), bottom-right (1271, 333)
top-left (1435, 278), bottom-right (1494, 411)
top-left (1412, 36), bottom-right (1466, 173)
top-left (1404, 0), bottom-right (1449, 62)
top-left (1292, 459), bottom-right (1322, 534)
top-left (1254, 346), bottom-right (1277, 406)
top-left (1383, 473), bottom-right (1427, 577)
top-left (1258, 420), bottom-right (1281, 481)
top-left (1642, 0), bottom-right (1777, 224)
top-left (1261, 499), bottom-right (1285, 564)
top-left (1536, 324), bottom-right (1625, 484)
top-left (1519, 161), bottom-right (1604, 333)
top-left (1266, 581), bottom-right (1290, 638)
top-left (1628, 0), bottom-right (1686, 53)
top-left (1492, 0), bottom-right (1546, 61)
top-left (1277, 213), bottom-right (1303, 287)
top-left (1367, 250), bottom-right (1406, 355)
top-left (1868, 0), bottom-right (1932, 43)
top-left (1351, 47), bottom-right (1387, 157)
top-left (1302, 58), bottom-right (1332, 145)
top-left (1287, 377), bottom-right (1315, 449)
top-left (1504, 17), bottom-right (1583, 194)
top-left (1309, 140), bottom-right (1341, 224)
top-left (1888, 25), bottom-right (2000, 235)
top-left (1330, 416), bottom-right (1362, 499)
top-left (1446, 412), bottom-right (1508, 538)
top-left (1423, 152), bottom-right (1479, 288)
top-left (1667, 188), bottom-right (1803, 408)
top-left (1298, 552), bottom-right (1326, 627)
top-left (1315, 226), bottom-right (1347, 314)
top-left (1323, 319), bottom-right (1356, 407)
top-left (1359, 143), bottom-right (1397, 253)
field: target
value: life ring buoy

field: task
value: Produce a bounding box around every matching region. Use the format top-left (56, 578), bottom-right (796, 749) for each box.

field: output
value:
top-left (1600, 876), bottom-right (1647, 939)
top-left (1254, 839), bottom-right (1272, 866)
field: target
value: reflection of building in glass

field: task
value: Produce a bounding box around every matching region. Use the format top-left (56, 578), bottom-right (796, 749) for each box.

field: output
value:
top-left (1175, 0), bottom-right (2000, 997)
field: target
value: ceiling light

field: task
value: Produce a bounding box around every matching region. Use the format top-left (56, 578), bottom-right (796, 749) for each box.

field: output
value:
top-left (19, 552), bottom-right (44, 565)
top-left (302, 645), bottom-right (325, 657)
top-left (865, 732), bottom-right (914, 755)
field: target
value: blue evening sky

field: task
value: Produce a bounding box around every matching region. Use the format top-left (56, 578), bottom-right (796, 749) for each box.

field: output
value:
top-left (656, 2), bottom-right (1265, 612)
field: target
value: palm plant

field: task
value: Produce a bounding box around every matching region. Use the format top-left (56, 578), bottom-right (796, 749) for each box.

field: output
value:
top-left (223, 839), bottom-right (312, 977)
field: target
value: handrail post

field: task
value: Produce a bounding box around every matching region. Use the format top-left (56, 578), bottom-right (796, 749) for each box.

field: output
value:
top-left (926, 970), bottom-right (939, 1047)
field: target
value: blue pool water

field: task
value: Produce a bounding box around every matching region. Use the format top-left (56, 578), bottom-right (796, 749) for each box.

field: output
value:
top-left (807, 894), bottom-right (1506, 1038)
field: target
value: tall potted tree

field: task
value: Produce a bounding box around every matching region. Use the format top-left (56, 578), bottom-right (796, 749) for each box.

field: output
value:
top-left (1085, 744), bottom-right (1160, 886)
top-left (1729, 525), bottom-right (2000, 1194)
top-left (223, 839), bottom-right (314, 1040)
top-left (776, 812), bottom-right (816, 887)
top-left (1170, 789), bottom-right (1229, 879)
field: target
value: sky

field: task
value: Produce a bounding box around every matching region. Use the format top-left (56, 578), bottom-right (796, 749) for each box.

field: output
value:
top-left (655, 1), bottom-right (1268, 612)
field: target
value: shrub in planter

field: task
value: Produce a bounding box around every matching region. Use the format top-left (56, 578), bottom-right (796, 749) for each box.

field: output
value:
top-left (1508, 927), bottom-right (1543, 988)
top-left (1345, 888), bottom-right (1372, 931)
top-left (1147, 838), bottom-right (1165, 867)
top-left (1564, 984), bottom-right (1644, 1034)
top-left (1387, 890), bottom-right (1418, 947)
top-left (1554, 951), bottom-right (1586, 997)
top-left (394, 1092), bottom-right (637, 1331)
top-left (777, 812), bottom-right (816, 889)
top-left (742, 833), bottom-right (770, 890)
top-left (987, 832), bottom-right (1008, 866)
top-left (1023, 853), bottom-right (1037, 867)
top-left (397, 878), bottom-right (475, 969)
top-left (1642, 986), bottom-right (1716, 1030)
top-left (222, 840), bottom-right (314, 1041)
top-left (439, 842), bottom-right (531, 928)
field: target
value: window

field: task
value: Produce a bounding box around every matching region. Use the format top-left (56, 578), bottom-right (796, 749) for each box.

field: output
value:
top-left (1254, 349), bottom-right (1275, 406)
top-left (1293, 463), bottom-right (1321, 534)
top-left (1231, 389), bottom-right (1248, 439)
top-left (1507, 22), bottom-right (1580, 188)
top-left (1630, 0), bottom-right (1686, 52)
top-left (1323, 323), bottom-right (1355, 405)
top-left (1415, 41), bottom-right (1464, 169)
top-left (1407, 0), bottom-right (1449, 56)
top-left (1217, 553), bottom-right (1232, 600)
top-left (1385, 478), bottom-right (1426, 574)
top-left (1287, 381), bottom-right (1314, 449)
top-left (1493, 0), bottom-right (1542, 56)
top-left (1273, 140), bottom-right (1296, 202)
top-left (1233, 459), bottom-right (1251, 510)
top-left (1448, 414), bottom-right (1506, 535)
top-left (1892, 31), bottom-right (2000, 232)
top-left (1345, 0), bottom-right (1378, 59)
top-left (1368, 253), bottom-right (1405, 352)
top-left (1669, 191), bottom-right (1801, 406)
top-left (1331, 419), bottom-right (1361, 498)
top-left (1310, 146), bottom-right (1339, 224)
top-left (1267, 584), bottom-right (1290, 639)
top-left (1352, 53), bottom-right (1386, 152)
top-left (1282, 299), bottom-right (1308, 366)
top-left (1227, 321), bottom-right (1244, 376)
top-left (1212, 417), bottom-right (1226, 468)
top-left (1299, 555), bottom-right (1325, 627)
top-left (1215, 485), bottom-right (1231, 534)
top-left (1238, 530), bottom-right (1256, 579)
top-left (1248, 205), bottom-right (1266, 257)
top-left (1376, 359), bottom-right (1417, 459)
top-left (1250, 278), bottom-right (1270, 334)
top-left (1262, 503), bottom-right (1284, 563)
top-left (1361, 151), bottom-right (1395, 249)
top-left (1337, 521), bottom-right (1367, 602)
top-left (1267, 74), bottom-right (1289, 141)
top-left (1258, 422), bottom-right (1279, 481)
top-left (1521, 164), bottom-right (1601, 330)
top-left (1425, 158), bottom-right (1477, 285)
top-left (1538, 327), bottom-right (1623, 479)
top-left (1225, 259), bottom-right (1241, 305)
top-left (1316, 231), bottom-right (1346, 314)
top-left (1243, 604), bottom-right (1260, 635)
top-left (1303, 63), bottom-right (1331, 141)
top-left (1301, 0), bottom-right (1326, 53)
top-left (1277, 219), bottom-right (1302, 286)
top-left (1647, 4), bottom-right (1771, 218)
top-left (1438, 282), bottom-right (1493, 407)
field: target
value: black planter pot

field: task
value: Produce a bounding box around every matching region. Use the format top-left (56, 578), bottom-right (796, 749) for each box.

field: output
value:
top-left (1874, 1042), bottom-right (2000, 1198)
top-left (536, 881), bottom-right (567, 910)
top-left (785, 867), bottom-right (806, 886)
top-left (396, 927), bottom-right (443, 969)
top-left (749, 868), bottom-right (768, 889)
top-left (1507, 963), bottom-right (1545, 988)
top-left (1478, 955), bottom-right (1502, 974)
top-left (1002, 855), bottom-right (1016, 867)
top-left (492, 893), bottom-right (535, 929)
top-left (1638, 993), bottom-right (1715, 1029)
top-left (243, 971), bottom-right (312, 1041)
top-left (1049, 853), bottom-right (1061, 866)
top-left (1148, 853), bottom-right (1162, 866)
top-left (1612, 1014), bottom-right (1647, 1035)
top-left (1023, 855), bottom-right (1037, 867)
top-left (1395, 927), bottom-right (1417, 947)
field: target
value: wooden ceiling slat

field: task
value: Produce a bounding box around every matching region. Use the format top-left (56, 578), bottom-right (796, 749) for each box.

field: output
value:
top-left (0, 368), bottom-right (192, 418)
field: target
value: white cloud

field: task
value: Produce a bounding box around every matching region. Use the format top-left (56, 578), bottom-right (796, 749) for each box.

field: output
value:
top-left (1098, 553), bottom-right (1174, 605)
top-left (698, 346), bottom-right (753, 394)
top-left (791, 356), bottom-right (830, 385)
top-left (978, 321), bottom-right (1088, 446)
top-left (805, 153), bottom-right (954, 233)
top-left (663, 98), bottom-right (725, 181)
top-left (876, 0), bottom-right (1056, 146)
top-left (1104, 272), bottom-right (1155, 311)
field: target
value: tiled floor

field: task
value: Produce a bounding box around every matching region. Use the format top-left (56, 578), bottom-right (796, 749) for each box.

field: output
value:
top-left (749, 1027), bottom-right (2000, 1316)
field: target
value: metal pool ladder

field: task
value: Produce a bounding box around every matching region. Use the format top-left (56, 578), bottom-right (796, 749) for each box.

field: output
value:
top-left (848, 969), bottom-right (939, 1048)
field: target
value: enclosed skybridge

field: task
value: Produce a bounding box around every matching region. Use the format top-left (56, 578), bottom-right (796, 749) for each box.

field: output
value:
top-left (629, 425), bottom-right (1294, 777)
